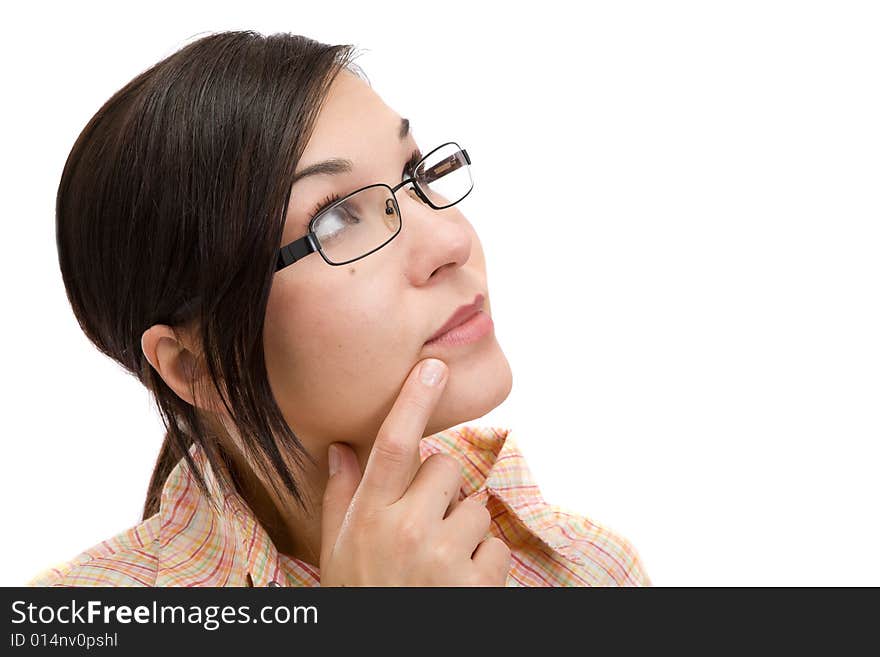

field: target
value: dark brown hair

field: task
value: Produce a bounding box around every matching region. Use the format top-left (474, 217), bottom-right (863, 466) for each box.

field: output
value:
top-left (55, 30), bottom-right (364, 520)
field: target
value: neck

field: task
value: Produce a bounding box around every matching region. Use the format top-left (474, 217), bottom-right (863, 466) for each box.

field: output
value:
top-left (222, 443), bottom-right (326, 568)
top-left (213, 428), bottom-right (373, 571)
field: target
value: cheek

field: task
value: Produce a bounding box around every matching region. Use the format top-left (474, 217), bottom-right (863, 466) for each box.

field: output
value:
top-left (266, 283), bottom-right (353, 371)
top-left (262, 273), bottom-right (417, 438)
top-left (265, 276), bottom-right (406, 363)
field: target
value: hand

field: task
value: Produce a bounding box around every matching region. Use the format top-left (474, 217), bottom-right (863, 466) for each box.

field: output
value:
top-left (319, 358), bottom-right (511, 586)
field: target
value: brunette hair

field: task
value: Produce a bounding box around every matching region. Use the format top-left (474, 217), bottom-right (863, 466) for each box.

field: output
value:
top-left (55, 30), bottom-right (363, 520)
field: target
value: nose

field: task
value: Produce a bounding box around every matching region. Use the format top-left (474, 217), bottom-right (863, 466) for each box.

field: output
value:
top-left (398, 188), bottom-right (472, 284)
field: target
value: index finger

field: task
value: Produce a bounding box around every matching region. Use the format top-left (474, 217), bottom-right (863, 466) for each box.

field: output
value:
top-left (357, 358), bottom-right (448, 507)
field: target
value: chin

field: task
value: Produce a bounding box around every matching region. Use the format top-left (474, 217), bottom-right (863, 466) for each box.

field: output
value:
top-left (424, 339), bottom-right (513, 436)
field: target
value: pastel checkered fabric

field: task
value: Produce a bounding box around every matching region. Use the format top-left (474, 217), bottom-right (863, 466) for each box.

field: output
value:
top-left (27, 425), bottom-right (651, 587)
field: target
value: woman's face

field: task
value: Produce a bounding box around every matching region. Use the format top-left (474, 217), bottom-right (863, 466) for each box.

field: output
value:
top-left (263, 69), bottom-right (512, 456)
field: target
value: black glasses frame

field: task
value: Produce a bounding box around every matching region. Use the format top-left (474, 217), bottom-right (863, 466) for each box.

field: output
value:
top-left (276, 141), bottom-right (472, 271)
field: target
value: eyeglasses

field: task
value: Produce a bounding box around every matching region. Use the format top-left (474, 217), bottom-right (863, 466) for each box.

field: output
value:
top-left (276, 141), bottom-right (473, 271)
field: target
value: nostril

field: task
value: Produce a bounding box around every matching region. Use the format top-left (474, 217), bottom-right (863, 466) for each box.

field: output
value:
top-left (431, 262), bottom-right (454, 278)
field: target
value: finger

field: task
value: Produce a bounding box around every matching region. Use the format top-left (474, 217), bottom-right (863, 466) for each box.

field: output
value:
top-left (320, 442), bottom-right (362, 568)
top-left (444, 487), bottom-right (466, 520)
top-left (471, 536), bottom-right (512, 585)
top-left (404, 452), bottom-right (463, 520)
top-left (443, 496), bottom-right (492, 550)
top-left (358, 359), bottom-right (448, 507)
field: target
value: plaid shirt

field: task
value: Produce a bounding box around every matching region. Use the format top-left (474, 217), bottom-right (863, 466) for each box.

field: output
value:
top-left (27, 425), bottom-right (650, 587)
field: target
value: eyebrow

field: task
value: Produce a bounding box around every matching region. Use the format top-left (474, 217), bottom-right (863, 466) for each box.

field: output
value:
top-left (291, 117), bottom-right (412, 184)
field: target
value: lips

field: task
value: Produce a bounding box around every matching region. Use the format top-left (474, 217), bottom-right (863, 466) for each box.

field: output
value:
top-left (425, 293), bottom-right (485, 343)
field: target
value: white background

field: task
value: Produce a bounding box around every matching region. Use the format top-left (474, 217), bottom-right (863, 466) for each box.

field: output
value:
top-left (1, 1), bottom-right (877, 586)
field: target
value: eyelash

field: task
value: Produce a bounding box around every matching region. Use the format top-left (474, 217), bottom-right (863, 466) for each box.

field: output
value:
top-left (307, 148), bottom-right (422, 223)
top-left (308, 192), bottom-right (342, 223)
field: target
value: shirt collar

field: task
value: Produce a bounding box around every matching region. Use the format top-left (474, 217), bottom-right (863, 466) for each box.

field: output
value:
top-left (155, 425), bottom-right (567, 586)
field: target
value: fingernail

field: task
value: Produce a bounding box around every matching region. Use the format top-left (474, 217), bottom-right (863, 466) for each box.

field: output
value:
top-left (419, 359), bottom-right (445, 386)
top-left (328, 444), bottom-right (341, 476)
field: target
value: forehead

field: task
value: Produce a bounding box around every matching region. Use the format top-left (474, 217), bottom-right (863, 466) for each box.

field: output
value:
top-left (279, 70), bottom-right (410, 247)
top-left (297, 70), bottom-right (401, 168)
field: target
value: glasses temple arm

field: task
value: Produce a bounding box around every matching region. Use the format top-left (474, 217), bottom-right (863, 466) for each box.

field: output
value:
top-left (420, 148), bottom-right (471, 184)
top-left (277, 233), bottom-right (319, 271)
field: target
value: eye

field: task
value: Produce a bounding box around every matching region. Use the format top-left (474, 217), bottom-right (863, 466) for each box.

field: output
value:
top-left (403, 148), bottom-right (422, 180)
top-left (308, 192), bottom-right (341, 222)
top-left (402, 148), bottom-right (428, 205)
top-left (307, 148), bottom-right (423, 227)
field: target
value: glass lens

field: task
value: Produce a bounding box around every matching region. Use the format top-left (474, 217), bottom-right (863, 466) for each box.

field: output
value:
top-left (413, 142), bottom-right (473, 208)
top-left (312, 184), bottom-right (401, 264)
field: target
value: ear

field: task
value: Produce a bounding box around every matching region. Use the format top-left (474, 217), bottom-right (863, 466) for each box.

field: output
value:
top-left (140, 323), bottom-right (225, 415)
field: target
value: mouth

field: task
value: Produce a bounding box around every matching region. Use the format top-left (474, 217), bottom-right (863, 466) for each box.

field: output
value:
top-left (424, 293), bottom-right (493, 347)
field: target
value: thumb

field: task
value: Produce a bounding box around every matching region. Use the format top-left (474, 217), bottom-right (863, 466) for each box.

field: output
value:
top-left (320, 442), bottom-right (361, 567)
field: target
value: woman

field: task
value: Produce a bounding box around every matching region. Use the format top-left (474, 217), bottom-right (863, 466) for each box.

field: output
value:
top-left (28, 30), bottom-right (650, 587)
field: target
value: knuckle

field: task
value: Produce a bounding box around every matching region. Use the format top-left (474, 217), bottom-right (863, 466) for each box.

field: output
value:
top-left (494, 542), bottom-right (513, 573)
top-left (429, 453), bottom-right (461, 478)
top-left (396, 515), bottom-right (425, 547)
top-left (481, 536), bottom-right (510, 567)
top-left (431, 540), bottom-right (456, 567)
top-left (403, 392), bottom-right (432, 415)
top-left (476, 499), bottom-right (492, 524)
top-left (489, 536), bottom-right (511, 556)
top-left (473, 538), bottom-right (512, 586)
top-left (371, 435), bottom-right (409, 465)
top-left (462, 497), bottom-right (491, 529)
